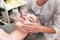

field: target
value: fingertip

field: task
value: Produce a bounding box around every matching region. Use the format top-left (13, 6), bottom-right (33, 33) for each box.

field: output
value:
top-left (36, 17), bottom-right (40, 22)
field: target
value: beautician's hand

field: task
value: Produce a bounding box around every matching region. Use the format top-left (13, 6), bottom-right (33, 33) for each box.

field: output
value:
top-left (22, 18), bottom-right (42, 33)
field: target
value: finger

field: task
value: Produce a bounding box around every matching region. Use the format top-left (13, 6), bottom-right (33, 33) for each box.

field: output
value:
top-left (22, 26), bottom-right (32, 33)
top-left (24, 22), bottom-right (36, 26)
top-left (22, 25), bottom-right (34, 33)
top-left (36, 17), bottom-right (40, 23)
top-left (24, 23), bottom-right (33, 26)
top-left (22, 24), bottom-right (33, 28)
top-left (22, 14), bottom-right (27, 20)
top-left (20, 11), bottom-right (26, 21)
top-left (20, 11), bottom-right (23, 18)
top-left (22, 24), bottom-right (34, 30)
top-left (15, 18), bottom-right (25, 23)
top-left (18, 17), bottom-right (25, 21)
top-left (23, 24), bottom-right (35, 28)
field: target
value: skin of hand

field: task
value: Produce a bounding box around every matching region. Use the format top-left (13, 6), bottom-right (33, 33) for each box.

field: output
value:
top-left (22, 17), bottom-right (41, 33)
top-left (22, 17), bottom-right (56, 34)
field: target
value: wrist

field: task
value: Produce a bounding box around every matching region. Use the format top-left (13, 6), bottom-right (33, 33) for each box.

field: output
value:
top-left (39, 26), bottom-right (45, 33)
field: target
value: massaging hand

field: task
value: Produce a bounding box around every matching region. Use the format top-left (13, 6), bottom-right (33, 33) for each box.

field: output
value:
top-left (22, 18), bottom-right (42, 33)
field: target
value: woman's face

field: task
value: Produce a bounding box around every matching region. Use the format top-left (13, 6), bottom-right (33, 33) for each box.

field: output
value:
top-left (37, 0), bottom-right (48, 6)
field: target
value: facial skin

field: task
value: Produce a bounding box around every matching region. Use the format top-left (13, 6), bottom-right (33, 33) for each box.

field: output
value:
top-left (36, 0), bottom-right (48, 6)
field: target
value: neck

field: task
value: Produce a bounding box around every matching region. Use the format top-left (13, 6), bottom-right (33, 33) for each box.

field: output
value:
top-left (36, 0), bottom-right (48, 6)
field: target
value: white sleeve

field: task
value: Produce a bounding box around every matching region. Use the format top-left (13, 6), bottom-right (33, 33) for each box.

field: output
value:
top-left (50, 2), bottom-right (60, 39)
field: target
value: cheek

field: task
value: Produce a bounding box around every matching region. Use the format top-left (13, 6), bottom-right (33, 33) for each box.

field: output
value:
top-left (15, 19), bottom-right (24, 28)
top-left (15, 21), bottom-right (23, 27)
